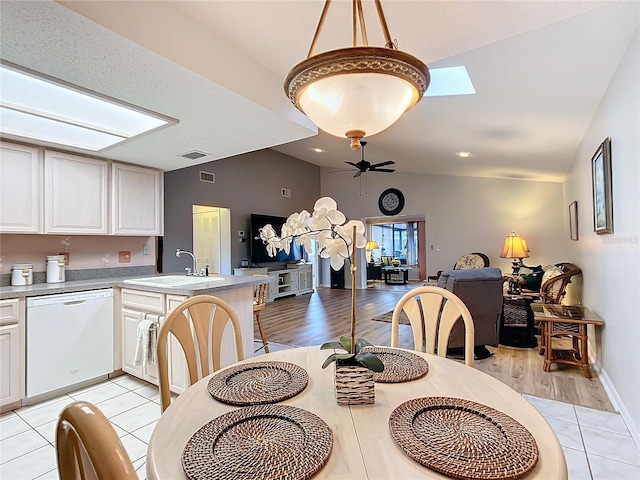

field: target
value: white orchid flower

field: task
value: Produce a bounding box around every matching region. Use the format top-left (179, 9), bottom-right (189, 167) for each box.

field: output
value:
top-left (286, 210), bottom-right (311, 236)
top-left (310, 197), bottom-right (346, 231)
top-left (320, 237), bottom-right (350, 270)
top-left (336, 220), bottom-right (367, 249)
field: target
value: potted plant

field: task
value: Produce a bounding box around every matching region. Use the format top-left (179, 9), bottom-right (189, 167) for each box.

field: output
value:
top-left (259, 197), bottom-right (384, 404)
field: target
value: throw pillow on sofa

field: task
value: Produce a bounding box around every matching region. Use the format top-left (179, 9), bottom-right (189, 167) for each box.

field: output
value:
top-left (518, 264), bottom-right (544, 291)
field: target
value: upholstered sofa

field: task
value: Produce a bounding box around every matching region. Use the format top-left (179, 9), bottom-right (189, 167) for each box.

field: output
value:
top-left (437, 267), bottom-right (504, 357)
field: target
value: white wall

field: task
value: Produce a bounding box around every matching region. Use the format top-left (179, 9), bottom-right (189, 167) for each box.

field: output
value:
top-left (321, 171), bottom-right (567, 278)
top-left (564, 28), bottom-right (640, 439)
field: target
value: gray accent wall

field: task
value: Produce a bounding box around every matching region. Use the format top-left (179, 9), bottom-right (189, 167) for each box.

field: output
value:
top-left (163, 149), bottom-right (320, 273)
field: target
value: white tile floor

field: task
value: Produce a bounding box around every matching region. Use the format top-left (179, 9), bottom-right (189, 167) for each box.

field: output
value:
top-left (1, 345), bottom-right (638, 480)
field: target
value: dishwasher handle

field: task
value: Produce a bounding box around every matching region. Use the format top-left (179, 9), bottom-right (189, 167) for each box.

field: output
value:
top-left (63, 300), bottom-right (86, 307)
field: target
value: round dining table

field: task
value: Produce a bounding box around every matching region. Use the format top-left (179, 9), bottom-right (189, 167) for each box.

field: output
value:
top-left (146, 346), bottom-right (567, 479)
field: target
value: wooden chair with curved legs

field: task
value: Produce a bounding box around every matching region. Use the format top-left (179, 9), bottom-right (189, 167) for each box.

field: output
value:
top-left (157, 295), bottom-right (244, 412)
top-left (253, 274), bottom-right (269, 353)
top-left (56, 400), bottom-right (137, 480)
top-left (390, 285), bottom-right (475, 367)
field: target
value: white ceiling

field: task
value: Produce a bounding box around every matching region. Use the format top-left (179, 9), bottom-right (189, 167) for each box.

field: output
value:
top-left (1, 1), bottom-right (638, 182)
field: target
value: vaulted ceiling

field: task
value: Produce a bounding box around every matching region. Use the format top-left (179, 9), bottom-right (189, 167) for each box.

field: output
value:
top-left (1, 1), bottom-right (638, 182)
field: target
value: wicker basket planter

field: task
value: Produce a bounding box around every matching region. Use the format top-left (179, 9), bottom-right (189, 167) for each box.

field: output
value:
top-left (334, 364), bottom-right (375, 405)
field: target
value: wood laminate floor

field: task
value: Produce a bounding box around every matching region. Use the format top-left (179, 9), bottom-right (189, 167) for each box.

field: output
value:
top-left (257, 283), bottom-right (614, 412)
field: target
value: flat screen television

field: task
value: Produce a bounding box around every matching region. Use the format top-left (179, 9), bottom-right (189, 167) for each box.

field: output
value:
top-left (250, 213), bottom-right (303, 264)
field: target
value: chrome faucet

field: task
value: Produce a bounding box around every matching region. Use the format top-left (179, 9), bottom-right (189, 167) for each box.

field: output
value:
top-left (176, 248), bottom-right (200, 276)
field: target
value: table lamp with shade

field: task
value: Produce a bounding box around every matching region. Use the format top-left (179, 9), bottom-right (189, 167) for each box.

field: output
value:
top-left (500, 232), bottom-right (530, 295)
top-left (365, 241), bottom-right (379, 265)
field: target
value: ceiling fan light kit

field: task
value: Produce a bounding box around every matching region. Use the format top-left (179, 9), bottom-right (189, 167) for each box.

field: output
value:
top-left (284, 0), bottom-right (430, 150)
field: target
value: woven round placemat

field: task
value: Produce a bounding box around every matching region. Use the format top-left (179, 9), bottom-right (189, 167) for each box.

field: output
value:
top-left (361, 346), bottom-right (429, 383)
top-left (182, 404), bottom-right (333, 480)
top-left (389, 397), bottom-right (539, 480)
top-left (207, 361), bottom-right (308, 406)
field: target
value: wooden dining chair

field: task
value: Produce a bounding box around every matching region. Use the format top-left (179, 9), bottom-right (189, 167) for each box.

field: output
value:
top-left (390, 285), bottom-right (475, 367)
top-left (253, 275), bottom-right (270, 353)
top-left (56, 401), bottom-right (137, 480)
top-left (157, 295), bottom-right (244, 412)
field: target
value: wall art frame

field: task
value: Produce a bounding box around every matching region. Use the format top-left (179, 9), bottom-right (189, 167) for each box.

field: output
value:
top-left (591, 137), bottom-right (613, 234)
top-left (569, 201), bottom-right (578, 241)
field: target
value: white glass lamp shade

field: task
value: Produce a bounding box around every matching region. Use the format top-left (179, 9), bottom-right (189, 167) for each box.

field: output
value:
top-left (285, 47), bottom-right (429, 148)
top-left (298, 73), bottom-right (416, 139)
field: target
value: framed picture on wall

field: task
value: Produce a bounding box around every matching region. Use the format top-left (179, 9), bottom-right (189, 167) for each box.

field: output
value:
top-left (569, 201), bottom-right (578, 241)
top-left (591, 137), bottom-right (613, 234)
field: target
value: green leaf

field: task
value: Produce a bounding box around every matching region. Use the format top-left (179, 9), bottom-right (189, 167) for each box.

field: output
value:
top-left (354, 338), bottom-right (374, 354)
top-left (339, 336), bottom-right (352, 353)
top-left (320, 342), bottom-right (346, 351)
top-left (322, 353), bottom-right (355, 369)
top-left (355, 352), bottom-right (385, 372)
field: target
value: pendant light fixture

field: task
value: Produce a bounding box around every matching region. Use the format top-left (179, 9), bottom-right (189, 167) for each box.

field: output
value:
top-left (284, 0), bottom-right (430, 150)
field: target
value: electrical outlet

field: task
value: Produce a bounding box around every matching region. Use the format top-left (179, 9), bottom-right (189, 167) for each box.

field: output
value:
top-left (118, 251), bottom-right (131, 263)
top-left (142, 244), bottom-right (150, 255)
top-left (238, 230), bottom-right (245, 237)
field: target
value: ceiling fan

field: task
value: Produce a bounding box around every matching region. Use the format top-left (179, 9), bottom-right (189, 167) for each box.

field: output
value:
top-left (343, 141), bottom-right (395, 177)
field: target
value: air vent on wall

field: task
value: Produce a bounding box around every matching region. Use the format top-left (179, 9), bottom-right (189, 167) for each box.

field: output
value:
top-left (200, 171), bottom-right (215, 183)
top-left (178, 150), bottom-right (210, 160)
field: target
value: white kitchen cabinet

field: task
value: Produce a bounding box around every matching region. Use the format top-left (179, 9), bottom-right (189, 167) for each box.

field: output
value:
top-left (121, 307), bottom-right (144, 379)
top-left (165, 294), bottom-right (189, 394)
top-left (44, 150), bottom-right (109, 234)
top-left (0, 142), bottom-right (42, 233)
top-left (0, 298), bottom-right (23, 410)
top-left (120, 289), bottom-right (186, 392)
top-left (111, 162), bottom-right (163, 235)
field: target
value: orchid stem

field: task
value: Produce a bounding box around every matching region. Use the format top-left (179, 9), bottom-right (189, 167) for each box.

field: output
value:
top-left (350, 225), bottom-right (357, 354)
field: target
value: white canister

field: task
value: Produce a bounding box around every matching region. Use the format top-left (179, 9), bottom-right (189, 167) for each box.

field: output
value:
top-left (11, 264), bottom-right (33, 286)
top-left (46, 255), bottom-right (66, 283)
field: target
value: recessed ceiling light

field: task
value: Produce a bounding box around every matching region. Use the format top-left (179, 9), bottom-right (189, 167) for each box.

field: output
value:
top-left (312, 148), bottom-right (324, 153)
top-left (425, 66), bottom-right (476, 97)
top-left (0, 61), bottom-right (178, 151)
top-left (457, 152), bottom-right (472, 158)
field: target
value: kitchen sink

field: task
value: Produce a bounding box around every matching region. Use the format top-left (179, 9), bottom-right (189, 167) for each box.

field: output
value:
top-left (123, 275), bottom-right (224, 288)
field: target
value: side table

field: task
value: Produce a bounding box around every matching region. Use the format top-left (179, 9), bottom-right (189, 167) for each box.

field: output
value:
top-left (531, 304), bottom-right (604, 378)
top-left (500, 294), bottom-right (539, 348)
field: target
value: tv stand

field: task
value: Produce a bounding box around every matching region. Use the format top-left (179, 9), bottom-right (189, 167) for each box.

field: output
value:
top-left (233, 264), bottom-right (313, 302)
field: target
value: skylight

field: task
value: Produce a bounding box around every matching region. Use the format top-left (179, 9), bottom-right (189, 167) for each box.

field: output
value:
top-left (425, 66), bottom-right (476, 97)
top-left (0, 61), bottom-right (178, 151)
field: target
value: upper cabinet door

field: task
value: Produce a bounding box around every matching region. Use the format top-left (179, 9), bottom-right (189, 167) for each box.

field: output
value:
top-left (44, 151), bottom-right (109, 234)
top-left (111, 162), bottom-right (163, 236)
top-left (0, 142), bottom-right (42, 233)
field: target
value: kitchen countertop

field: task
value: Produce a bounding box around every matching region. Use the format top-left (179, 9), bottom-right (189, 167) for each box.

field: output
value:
top-left (0, 274), bottom-right (269, 300)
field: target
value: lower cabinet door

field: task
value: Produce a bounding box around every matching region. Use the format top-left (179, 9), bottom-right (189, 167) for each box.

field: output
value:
top-left (0, 324), bottom-right (20, 406)
top-left (121, 308), bottom-right (144, 379)
top-left (166, 295), bottom-right (189, 394)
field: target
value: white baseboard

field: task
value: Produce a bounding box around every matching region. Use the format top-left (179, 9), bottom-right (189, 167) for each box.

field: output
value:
top-left (592, 360), bottom-right (640, 449)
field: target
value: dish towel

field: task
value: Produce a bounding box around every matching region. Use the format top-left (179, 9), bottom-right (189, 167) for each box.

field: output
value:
top-left (134, 318), bottom-right (158, 366)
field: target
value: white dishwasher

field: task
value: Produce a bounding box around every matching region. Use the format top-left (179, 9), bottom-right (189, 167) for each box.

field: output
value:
top-left (26, 289), bottom-right (114, 399)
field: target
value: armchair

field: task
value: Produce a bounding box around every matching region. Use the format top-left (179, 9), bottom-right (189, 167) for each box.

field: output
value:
top-left (437, 267), bottom-right (503, 358)
top-left (516, 262), bottom-right (581, 304)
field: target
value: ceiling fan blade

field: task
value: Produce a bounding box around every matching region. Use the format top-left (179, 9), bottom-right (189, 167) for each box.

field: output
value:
top-left (371, 160), bottom-right (395, 168)
top-left (326, 168), bottom-right (356, 173)
top-left (354, 171), bottom-right (363, 178)
top-left (370, 168), bottom-right (395, 173)
top-left (345, 161), bottom-right (359, 168)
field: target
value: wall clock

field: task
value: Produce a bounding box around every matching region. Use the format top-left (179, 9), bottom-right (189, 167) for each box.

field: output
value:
top-left (378, 188), bottom-right (405, 216)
